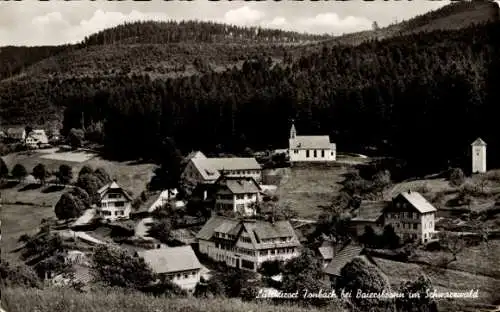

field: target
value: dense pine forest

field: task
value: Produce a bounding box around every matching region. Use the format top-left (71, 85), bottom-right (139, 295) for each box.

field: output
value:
top-left (1, 1), bottom-right (499, 177)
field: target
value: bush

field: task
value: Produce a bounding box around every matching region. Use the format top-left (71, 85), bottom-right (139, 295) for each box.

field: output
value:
top-left (448, 168), bottom-right (465, 187)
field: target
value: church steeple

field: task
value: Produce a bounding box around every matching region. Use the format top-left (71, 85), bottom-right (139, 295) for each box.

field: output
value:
top-left (290, 119), bottom-right (297, 139)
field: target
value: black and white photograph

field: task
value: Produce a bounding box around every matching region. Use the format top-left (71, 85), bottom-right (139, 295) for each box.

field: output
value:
top-left (1, 0), bottom-right (500, 311)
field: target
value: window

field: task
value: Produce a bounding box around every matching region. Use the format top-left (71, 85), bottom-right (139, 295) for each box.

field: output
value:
top-left (331, 152), bottom-right (334, 156)
top-left (294, 150), bottom-right (298, 154)
top-left (306, 150), bottom-right (310, 158)
top-left (115, 201), bottom-right (125, 207)
top-left (236, 194), bottom-right (245, 200)
top-left (321, 150), bottom-right (325, 157)
top-left (313, 150), bottom-right (317, 158)
top-left (184, 274), bottom-right (188, 279)
top-left (413, 223), bottom-right (418, 230)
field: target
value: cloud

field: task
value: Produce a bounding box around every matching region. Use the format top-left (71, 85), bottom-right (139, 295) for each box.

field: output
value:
top-left (222, 6), bottom-right (266, 26)
top-left (2, 9), bottom-right (171, 46)
top-left (297, 13), bottom-right (372, 35)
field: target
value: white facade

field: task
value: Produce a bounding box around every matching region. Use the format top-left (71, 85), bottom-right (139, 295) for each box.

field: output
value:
top-left (197, 217), bottom-right (301, 272)
top-left (384, 194), bottom-right (438, 244)
top-left (288, 122), bottom-right (336, 163)
top-left (215, 192), bottom-right (259, 216)
top-left (471, 138), bottom-right (487, 174)
top-left (161, 269), bottom-right (201, 293)
top-left (97, 182), bottom-right (132, 221)
top-left (199, 238), bottom-right (300, 272)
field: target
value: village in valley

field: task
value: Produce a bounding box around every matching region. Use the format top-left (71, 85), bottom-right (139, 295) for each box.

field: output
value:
top-left (1, 119), bottom-right (500, 311)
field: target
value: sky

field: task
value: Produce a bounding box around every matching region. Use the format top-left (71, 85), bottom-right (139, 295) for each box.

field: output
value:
top-left (0, 0), bottom-right (485, 46)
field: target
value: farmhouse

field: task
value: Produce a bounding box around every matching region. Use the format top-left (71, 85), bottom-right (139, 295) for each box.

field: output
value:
top-left (288, 120), bottom-right (336, 163)
top-left (25, 129), bottom-right (49, 148)
top-left (350, 201), bottom-right (388, 237)
top-left (6, 127), bottom-right (26, 142)
top-left (181, 156), bottom-right (262, 186)
top-left (214, 175), bottom-right (262, 216)
top-left (471, 137), bottom-right (487, 174)
top-left (384, 190), bottom-right (438, 244)
top-left (196, 216), bottom-right (301, 272)
top-left (96, 180), bottom-right (133, 221)
top-left (136, 246), bottom-right (202, 293)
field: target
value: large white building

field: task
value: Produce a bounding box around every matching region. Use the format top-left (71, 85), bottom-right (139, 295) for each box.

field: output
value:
top-left (25, 129), bottom-right (49, 148)
top-left (136, 246), bottom-right (202, 293)
top-left (181, 153), bottom-right (262, 187)
top-left (471, 138), bottom-right (487, 174)
top-left (383, 190), bottom-right (438, 244)
top-left (96, 181), bottom-right (132, 221)
top-left (214, 176), bottom-right (261, 216)
top-left (196, 216), bottom-right (301, 272)
top-left (288, 121), bottom-right (336, 163)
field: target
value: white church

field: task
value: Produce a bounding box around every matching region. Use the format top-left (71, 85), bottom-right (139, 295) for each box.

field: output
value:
top-left (471, 137), bottom-right (487, 173)
top-left (288, 120), bottom-right (336, 163)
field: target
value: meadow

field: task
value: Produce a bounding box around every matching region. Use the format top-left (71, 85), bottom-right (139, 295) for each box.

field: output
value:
top-left (1, 287), bottom-right (343, 312)
top-left (276, 165), bottom-right (350, 219)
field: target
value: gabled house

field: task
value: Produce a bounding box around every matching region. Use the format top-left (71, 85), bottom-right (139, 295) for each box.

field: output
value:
top-left (214, 176), bottom-right (261, 216)
top-left (96, 180), bottom-right (133, 221)
top-left (384, 190), bottom-right (438, 244)
top-left (136, 246), bottom-right (202, 293)
top-left (350, 201), bottom-right (389, 237)
top-left (6, 127), bottom-right (26, 142)
top-left (181, 156), bottom-right (262, 187)
top-left (25, 129), bottom-right (49, 148)
top-left (288, 120), bottom-right (336, 163)
top-left (196, 216), bottom-right (301, 272)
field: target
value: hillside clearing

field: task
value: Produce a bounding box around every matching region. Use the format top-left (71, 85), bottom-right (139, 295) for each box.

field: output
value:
top-left (277, 165), bottom-right (350, 219)
top-left (1, 150), bottom-right (156, 197)
top-left (0, 204), bottom-right (55, 264)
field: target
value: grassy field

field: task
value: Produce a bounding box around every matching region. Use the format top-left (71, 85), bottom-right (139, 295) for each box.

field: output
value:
top-left (1, 287), bottom-right (343, 312)
top-left (0, 204), bottom-right (55, 264)
top-left (1, 149), bottom-right (156, 197)
top-left (276, 165), bottom-right (350, 219)
top-left (374, 256), bottom-right (500, 312)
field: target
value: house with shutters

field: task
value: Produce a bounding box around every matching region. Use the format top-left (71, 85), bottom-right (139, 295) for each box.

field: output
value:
top-left (196, 216), bottom-right (301, 272)
top-left (214, 175), bottom-right (262, 216)
top-left (383, 190), bottom-right (438, 244)
top-left (96, 180), bottom-right (133, 221)
top-left (25, 129), bottom-right (49, 148)
top-left (288, 120), bottom-right (336, 163)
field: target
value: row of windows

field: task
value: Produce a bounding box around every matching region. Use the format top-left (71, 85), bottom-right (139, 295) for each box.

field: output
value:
top-left (107, 193), bottom-right (122, 199)
top-left (258, 248), bottom-right (296, 256)
top-left (395, 222), bottom-right (419, 230)
top-left (226, 170), bottom-right (260, 176)
top-left (215, 253), bottom-right (238, 266)
top-left (100, 201), bottom-right (126, 207)
top-left (293, 149), bottom-right (333, 158)
top-left (99, 210), bottom-right (125, 217)
top-left (165, 270), bottom-right (198, 280)
top-left (388, 211), bottom-right (420, 220)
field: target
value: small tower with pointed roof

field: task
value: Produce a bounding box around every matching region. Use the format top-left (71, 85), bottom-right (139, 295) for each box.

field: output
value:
top-left (290, 119), bottom-right (296, 140)
top-left (471, 138), bottom-right (487, 174)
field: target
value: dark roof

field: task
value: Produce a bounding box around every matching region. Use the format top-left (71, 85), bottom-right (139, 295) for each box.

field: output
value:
top-left (471, 138), bottom-right (487, 146)
top-left (97, 181), bottom-right (133, 201)
top-left (351, 201), bottom-right (388, 222)
top-left (395, 191), bottom-right (437, 214)
top-left (196, 216), bottom-right (300, 249)
top-left (216, 176), bottom-right (261, 194)
top-left (323, 243), bottom-right (364, 276)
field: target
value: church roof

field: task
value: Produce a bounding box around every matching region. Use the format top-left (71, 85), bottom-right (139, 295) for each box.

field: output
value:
top-left (290, 136), bottom-right (334, 150)
top-left (471, 138), bottom-right (487, 146)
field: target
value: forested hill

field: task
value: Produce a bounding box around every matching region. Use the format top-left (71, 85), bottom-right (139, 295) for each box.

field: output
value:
top-left (1, 0), bottom-right (497, 81)
top-left (80, 20), bottom-right (331, 46)
top-left (328, 0), bottom-right (499, 46)
top-left (1, 1), bottom-right (500, 175)
top-left (2, 20), bottom-right (500, 174)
